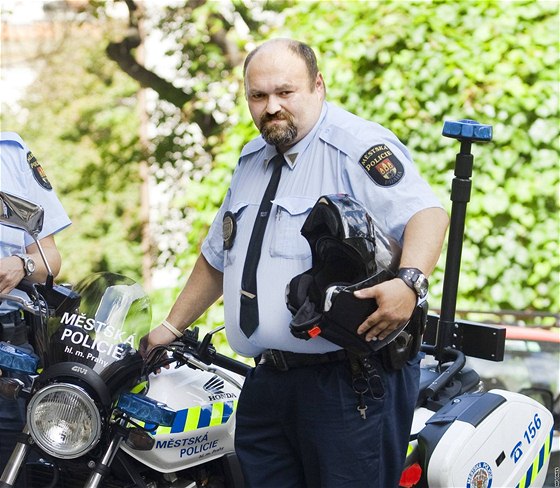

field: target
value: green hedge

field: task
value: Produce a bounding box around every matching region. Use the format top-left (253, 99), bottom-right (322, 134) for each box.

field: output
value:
top-left (274, 0), bottom-right (559, 319)
top-left (187, 0), bottom-right (558, 329)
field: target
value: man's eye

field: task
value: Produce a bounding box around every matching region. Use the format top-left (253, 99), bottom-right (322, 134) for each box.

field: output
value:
top-left (251, 93), bottom-right (264, 100)
top-left (279, 91), bottom-right (293, 97)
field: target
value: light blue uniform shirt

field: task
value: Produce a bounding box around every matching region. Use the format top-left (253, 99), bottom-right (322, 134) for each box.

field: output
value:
top-left (202, 102), bottom-right (443, 357)
top-left (0, 132), bottom-right (71, 311)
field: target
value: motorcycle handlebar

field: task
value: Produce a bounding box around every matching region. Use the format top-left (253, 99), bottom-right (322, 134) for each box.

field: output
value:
top-left (0, 293), bottom-right (38, 314)
top-left (211, 351), bottom-right (251, 377)
top-left (177, 326), bottom-right (251, 377)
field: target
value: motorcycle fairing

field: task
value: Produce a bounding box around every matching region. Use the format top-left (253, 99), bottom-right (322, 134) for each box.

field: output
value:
top-left (120, 364), bottom-right (242, 473)
top-left (418, 389), bottom-right (553, 488)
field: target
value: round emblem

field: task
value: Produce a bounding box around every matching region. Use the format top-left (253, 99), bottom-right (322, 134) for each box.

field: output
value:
top-left (27, 151), bottom-right (52, 190)
top-left (223, 211), bottom-right (236, 250)
top-left (466, 461), bottom-right (493, 488)
top-left (358, 144), bottom-right (404, 187)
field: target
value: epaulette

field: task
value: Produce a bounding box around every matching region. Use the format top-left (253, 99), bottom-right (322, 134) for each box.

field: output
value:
top-left (319, 124), bottom-right (367, 161)
top-left (0, 131), bottom-right (25, 149)
top-left (320, 120), bottom-right (407, 188)
top-left (239, 136), bottom-right (266, 159)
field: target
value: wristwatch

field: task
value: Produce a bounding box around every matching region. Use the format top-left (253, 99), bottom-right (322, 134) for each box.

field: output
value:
top-left (397, 267), bottom-right (429, 299)
top-left (15, 253), bottom-right (36, 277)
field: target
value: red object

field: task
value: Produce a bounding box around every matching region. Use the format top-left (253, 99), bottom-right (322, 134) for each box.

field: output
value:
top-left (308, 326), bottom-right (322, 338)
top-left (399, 463), bottom-right (422, 488)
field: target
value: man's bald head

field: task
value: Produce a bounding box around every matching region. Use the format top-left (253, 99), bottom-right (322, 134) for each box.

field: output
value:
top-left (243, 39), bottom-right (320, 91)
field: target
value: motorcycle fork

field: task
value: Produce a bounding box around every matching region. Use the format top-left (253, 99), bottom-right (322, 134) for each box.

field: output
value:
top-left (83, 430), bottom-right (126, 488)
top-left (0, 426), bottom-right (32, 488)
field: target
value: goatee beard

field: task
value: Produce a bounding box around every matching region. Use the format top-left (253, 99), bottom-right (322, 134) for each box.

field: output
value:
top-left (260, 112), bottom-right (298, 147)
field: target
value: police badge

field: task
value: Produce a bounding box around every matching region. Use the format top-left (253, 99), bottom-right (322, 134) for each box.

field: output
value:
top-left (223, 211), bottom-right (236, 250)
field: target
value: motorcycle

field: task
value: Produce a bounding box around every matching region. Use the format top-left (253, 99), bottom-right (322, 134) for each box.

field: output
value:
top-left (0, 118), bottom-right (556, 488)
top-left (0, 191), bottom-right (249, 487)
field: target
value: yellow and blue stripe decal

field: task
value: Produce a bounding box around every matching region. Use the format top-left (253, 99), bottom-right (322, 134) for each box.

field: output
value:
top-left (142, 400), bottom-right (237, 435)
top-left (516, 428), bottom-right (553, 488)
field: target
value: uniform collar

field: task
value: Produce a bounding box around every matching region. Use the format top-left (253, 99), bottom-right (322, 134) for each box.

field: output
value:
top-left (264, 103), bottom-right (328, 170)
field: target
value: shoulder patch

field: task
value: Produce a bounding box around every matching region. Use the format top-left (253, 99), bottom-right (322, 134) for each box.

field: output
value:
top-left (27, 151), bottom-right (52, 190)
top-left (359, 144), bottom-right (404, 187)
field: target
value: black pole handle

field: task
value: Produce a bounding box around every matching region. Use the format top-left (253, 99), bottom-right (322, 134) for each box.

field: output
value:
top-left (435, 119), bottom-right (492, 358)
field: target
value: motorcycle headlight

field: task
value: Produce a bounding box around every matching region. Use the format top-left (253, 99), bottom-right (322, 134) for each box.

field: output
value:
top-left (27, 383), bottom-right (101, 459)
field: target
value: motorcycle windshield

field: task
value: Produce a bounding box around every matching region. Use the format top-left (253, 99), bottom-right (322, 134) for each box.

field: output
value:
top-left (45, 273), bottom-right (152, 375)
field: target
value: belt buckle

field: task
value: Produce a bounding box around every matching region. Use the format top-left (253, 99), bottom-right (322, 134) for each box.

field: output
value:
top-left (270, 350), bottom-right (289, 371)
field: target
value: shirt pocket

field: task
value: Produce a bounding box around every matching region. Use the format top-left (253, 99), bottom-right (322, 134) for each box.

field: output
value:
top-left (270, 196), bottom-right (315, 259)
top-left (224, 201), bottom-right (249, 267)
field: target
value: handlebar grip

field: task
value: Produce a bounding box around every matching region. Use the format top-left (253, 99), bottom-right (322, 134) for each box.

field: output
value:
top-left (422, 346), bottom-right (466, 399)
top-left (212, 352), bottom-right (251, 377)
top-left (16, 279), bottom-right (36, 296)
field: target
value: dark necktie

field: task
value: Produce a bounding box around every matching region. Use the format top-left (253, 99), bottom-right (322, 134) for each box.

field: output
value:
top-left (240, 153), bottom-right (285, 337)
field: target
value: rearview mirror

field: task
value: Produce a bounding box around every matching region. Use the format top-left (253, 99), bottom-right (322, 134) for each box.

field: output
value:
top-left (0, 191), bottom-right (53, 287)
top-left (0, 191), bottom-right (44, 238)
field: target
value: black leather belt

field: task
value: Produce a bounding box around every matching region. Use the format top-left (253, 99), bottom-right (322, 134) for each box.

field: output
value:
top-left (259, 349), bottom-right (348, 371)
top-left (0, 310), bottom-right (28, 345)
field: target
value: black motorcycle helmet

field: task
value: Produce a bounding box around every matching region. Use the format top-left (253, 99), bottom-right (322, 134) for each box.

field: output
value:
top-left (286, 194), bottom-right (403, 354)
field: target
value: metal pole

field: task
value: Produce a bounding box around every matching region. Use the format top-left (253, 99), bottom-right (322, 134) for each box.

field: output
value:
top-left (435, 120), bottom-right (493, 359)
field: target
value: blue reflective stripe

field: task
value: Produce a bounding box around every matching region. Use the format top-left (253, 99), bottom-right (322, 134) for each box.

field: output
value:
top-left (171, 409), bottom-right (188, 433)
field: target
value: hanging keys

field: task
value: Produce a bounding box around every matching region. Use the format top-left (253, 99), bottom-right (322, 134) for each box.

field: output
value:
top-left (357, 392), bottom-right (368, 419)
top-left (352, 375), bottom-right (369, 420)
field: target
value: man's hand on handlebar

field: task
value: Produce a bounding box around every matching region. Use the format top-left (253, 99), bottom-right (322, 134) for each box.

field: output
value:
top-left (139, 324), bottom-right (177, 359)
top-left (139, 324), bottom-right (180, 374)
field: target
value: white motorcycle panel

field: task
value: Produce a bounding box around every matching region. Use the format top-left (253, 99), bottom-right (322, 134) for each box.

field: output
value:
top-left (120, 364), bottom-right (243, 473)
top-left (424, 389), bottom-right (553, 488)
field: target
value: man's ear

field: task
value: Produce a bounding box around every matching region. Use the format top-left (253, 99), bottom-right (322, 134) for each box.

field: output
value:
top-left (316, 72), bottom-right (326, 99)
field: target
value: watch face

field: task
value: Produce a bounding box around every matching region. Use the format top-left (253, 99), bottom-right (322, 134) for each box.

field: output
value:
top-left (414, 275), bottom-right (428, 298)
top-left (398, 268), bottom-right (429, 299)
top-left (17, 254), bottom-right (36, 276)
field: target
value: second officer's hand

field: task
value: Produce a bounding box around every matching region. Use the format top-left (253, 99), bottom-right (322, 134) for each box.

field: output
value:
top-left (354, 278), bottom-right (416, 342)
top-left (0, 256), bottom-right (25, 295)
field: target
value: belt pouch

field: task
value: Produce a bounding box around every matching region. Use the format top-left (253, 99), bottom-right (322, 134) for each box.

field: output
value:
top-left (380, 301), bottom-right (428, 371)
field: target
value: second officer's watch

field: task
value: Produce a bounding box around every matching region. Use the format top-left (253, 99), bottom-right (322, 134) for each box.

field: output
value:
top-left (15, 253), bottom-right (36, 277)
top-left (397, 267), bottom-right (429, 299)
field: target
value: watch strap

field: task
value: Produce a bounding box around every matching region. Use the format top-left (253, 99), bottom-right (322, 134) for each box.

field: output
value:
top-left (397, 267), bottom-right (428, 299)
top-left (15, 253), bottom-right (35, 277)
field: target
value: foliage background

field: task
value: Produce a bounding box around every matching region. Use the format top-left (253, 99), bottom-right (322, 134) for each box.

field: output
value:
top-left (1, 0), bottom-right (558, 349)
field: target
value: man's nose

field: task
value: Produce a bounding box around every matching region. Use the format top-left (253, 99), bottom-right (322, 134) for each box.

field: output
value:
top-left (265, 95), bottom-right (282, 114)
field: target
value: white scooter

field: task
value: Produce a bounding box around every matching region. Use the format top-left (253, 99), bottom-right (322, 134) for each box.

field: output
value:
top-left (399, 119), bottom-right (554, 488)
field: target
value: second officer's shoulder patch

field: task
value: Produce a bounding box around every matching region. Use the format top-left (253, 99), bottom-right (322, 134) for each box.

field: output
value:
top-left (27, 151), bottom-right (52, 190)
top-left (358, 144), bottom-right (404, 187)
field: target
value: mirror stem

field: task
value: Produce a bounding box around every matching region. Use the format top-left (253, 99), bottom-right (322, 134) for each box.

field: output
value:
top-left (30, 235), bottom-right (54, 289)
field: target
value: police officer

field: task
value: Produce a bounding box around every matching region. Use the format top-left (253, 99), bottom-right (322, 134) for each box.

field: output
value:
top-left (147, 39), bottom-right (449, 487)
top-left (0, 132), bottom-right (71, 473)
